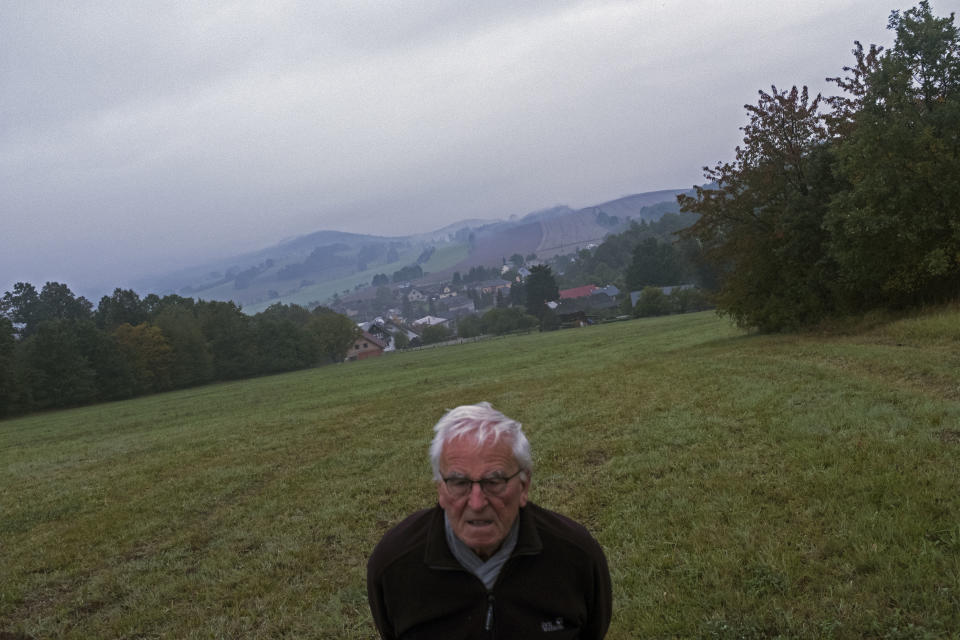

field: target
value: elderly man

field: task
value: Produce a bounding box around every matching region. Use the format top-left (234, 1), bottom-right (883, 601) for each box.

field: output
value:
top-left (367, 402), bottom-right (612, 639)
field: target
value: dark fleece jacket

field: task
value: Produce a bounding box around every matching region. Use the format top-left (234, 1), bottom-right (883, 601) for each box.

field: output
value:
top-left (367, 502), bottom-right (611, 639)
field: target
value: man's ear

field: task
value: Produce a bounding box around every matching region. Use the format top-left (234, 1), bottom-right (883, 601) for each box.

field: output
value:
top-left (519, 471), bottom-right (531, 507)
top-left (436, 479), bottom-right (449, 510)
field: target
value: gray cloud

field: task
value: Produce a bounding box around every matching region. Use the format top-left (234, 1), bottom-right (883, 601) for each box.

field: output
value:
top-left (3, 0), bottom-right (956, 298)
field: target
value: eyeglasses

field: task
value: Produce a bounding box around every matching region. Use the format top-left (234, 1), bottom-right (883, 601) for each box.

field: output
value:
top-left (441, 469), bottom-right (524, 498)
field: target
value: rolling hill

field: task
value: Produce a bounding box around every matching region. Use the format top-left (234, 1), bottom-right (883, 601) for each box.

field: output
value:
top-left (132, 188), bottom-right (692, 310)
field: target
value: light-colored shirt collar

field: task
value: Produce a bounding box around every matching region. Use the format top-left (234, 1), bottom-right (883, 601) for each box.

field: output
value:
top-left (443, 512), bottom-right (520, 590)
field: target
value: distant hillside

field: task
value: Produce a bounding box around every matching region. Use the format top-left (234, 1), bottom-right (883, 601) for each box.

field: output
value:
top-left (132, 187), bottom-right (693, 309)
top-left (590, 189), bottom-right (690, 218)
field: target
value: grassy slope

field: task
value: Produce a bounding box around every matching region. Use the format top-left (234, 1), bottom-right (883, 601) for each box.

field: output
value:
top-left (415, 242), bottom-right (470, 282)
top-left (2, 310), bottom-right (959, 638)
top-left (238, 246), bottom-right (423, 314)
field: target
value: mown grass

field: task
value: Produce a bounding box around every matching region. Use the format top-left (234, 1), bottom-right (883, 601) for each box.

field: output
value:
top-left (1, 310), bottom-right (958, 639)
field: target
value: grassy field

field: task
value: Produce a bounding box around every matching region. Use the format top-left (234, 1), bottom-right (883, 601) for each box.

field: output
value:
top-left (2, 309), bottom-right (959, 639)
top-left (418, 242), bottom-right (470, 276)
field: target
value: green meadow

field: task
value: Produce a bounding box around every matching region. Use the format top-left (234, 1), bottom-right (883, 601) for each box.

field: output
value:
top-left (2, 310), bottom-right (959, 639)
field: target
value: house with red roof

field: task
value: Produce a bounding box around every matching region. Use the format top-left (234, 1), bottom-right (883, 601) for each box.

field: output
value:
top-left (558, 284), bottom-right (598, 300)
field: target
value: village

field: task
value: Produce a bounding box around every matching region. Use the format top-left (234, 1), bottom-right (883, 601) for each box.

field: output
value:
top-left (337, 258), bottom-right (697, 361)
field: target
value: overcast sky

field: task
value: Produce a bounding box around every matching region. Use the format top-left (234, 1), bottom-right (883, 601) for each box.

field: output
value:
top-left (3, 0), bottom-right (958, 299)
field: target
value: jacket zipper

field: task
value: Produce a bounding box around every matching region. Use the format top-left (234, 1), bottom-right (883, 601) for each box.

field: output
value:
top-left (484, 593), bottom-right (495, 631)
top-left (483, 549), bottom-right (537, 634)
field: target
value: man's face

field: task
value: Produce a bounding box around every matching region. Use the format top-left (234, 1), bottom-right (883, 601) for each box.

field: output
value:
top-left (437, 435), bottom-right (530, 560)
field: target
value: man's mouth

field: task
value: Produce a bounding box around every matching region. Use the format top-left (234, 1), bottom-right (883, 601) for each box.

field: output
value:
top-left (466, 519), bottom-right (494, 527)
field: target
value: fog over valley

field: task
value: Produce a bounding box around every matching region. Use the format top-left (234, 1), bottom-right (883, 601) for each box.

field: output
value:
top-left (3, 0), bottom-right (951, 299)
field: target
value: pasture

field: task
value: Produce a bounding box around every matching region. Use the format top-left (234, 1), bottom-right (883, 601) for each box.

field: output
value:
top-left (1, 309), bottom-right (958, 638)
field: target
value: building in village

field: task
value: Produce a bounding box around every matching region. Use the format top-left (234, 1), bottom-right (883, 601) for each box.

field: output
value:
top-left (347, 330), bottom-right (388, 361)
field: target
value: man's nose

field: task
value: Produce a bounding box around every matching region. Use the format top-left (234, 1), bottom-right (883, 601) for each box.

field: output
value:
top-left (467, 481), bottom-right (488, 509)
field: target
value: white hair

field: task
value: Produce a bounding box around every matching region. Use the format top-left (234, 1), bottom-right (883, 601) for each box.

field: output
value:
top-left (429, 402), bottom-right (533, 481)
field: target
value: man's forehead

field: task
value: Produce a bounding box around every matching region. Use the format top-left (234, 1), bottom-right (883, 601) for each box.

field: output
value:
top-left (440, 435), bottom-right (515, 467)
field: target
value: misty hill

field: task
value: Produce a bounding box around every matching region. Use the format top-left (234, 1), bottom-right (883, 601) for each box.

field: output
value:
top-left (132, 188), bottom-right (692, 311)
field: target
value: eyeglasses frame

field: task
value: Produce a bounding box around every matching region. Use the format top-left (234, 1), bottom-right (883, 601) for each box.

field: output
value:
top-left (441, 468), bottom-right (525, 497)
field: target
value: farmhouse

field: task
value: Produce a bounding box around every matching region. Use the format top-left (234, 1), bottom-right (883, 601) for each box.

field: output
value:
top-left (347, 331), bottom-right (388, 361)
top-left (357, 319), bottom-right (391, 344)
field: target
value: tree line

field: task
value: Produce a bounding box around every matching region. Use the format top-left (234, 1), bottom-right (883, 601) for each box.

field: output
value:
top-left (0, 283), bottom-right (359, 418)
top-left (552, 212), bottom-right (711, 294)
top-left (679, 2), bottom-right (960, 331)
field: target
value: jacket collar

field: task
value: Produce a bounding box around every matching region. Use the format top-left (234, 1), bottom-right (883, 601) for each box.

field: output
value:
top-left (424, 503), bottom-right (543, 570)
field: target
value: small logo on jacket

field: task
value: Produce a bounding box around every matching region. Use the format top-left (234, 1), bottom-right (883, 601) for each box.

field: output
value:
top-left (541, 617), bottom-right (566, 632)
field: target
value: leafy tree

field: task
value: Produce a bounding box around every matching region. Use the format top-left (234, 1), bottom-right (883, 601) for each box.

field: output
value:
top-left (0, 317), bottom-right (19, 416)
top-left (456, 314), bottom-right (483, 338)
top-left (671, 288), bottom-right (712, 314)
top-left (481, 307), bottom-right (538, 335)
top-left (679, 85), bottom-right (839, 331)
top-left (478, 290), bottom-right (494, 310)
top-left (524, 265), bottom-right (559, 321)
top-left (154, 306), bottom-right (214, 388)
top-left (461, 265), bottom-right (503, 284)
top-left (96, 288), bottom-right (147, 330)
top-left (539, 307), bottom-right (560, 331)
top-left (310, 306), bottom-right (360, 363)
top-left (197, 300), bottom-right (258, 379)
top-left (0, 282), bottom-right (40, 335)
top-left (18, 319), bottom-right (97, 409)
top-left (392, 331), bottom-right (410, 350)
top-left (1, 281), bottom-right (92, 337)
top-left (79, 324), bottom-right (138, 402)
top-left (509, 253), bottom-right (525, 268)
top-left (144, 294), bottom-right (197, 320)
top-left (634, 287), bottom-right (674, 318)
top-left (113, 323), bottom-right (174, 394)
top-left (36, 282), bottom-right (93, 325)
top-left (392, 264), bottom-right (423, 283)
top-left (595, 210), bottom-right (619, 228)
top-left (554, 214), bottom-right (699, 290)
top-left (825, 1), bottom-right (960, 309)
top-left (421, 323), bottom-right (451, 345)
top-left (253, 303), bottom-right (321, 373)
top-left (624, 238), bottom-right (685, 291)
top-left (416, 246), bottom-right (436, 264)
top-left (508, 282), bottom-right (525, 308)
